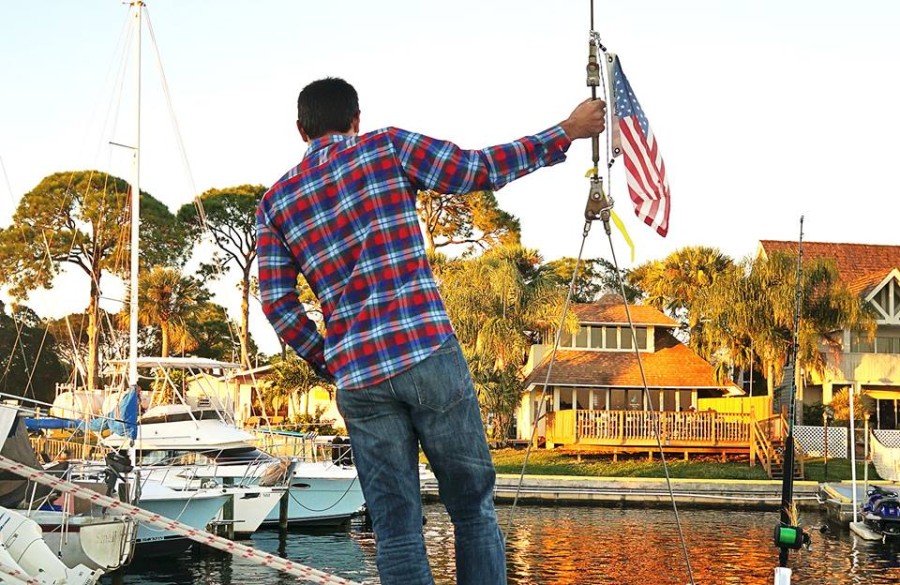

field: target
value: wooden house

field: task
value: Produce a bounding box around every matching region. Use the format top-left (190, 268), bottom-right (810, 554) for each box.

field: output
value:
top-left (517, 296), bottom-right (754, 459)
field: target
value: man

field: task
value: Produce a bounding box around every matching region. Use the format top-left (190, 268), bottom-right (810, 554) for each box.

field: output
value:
top-left (257, 77), bottom-right (605, 585)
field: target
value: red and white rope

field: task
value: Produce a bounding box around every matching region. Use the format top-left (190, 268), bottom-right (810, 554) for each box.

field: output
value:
top-left (0, 561), bottom-right (39, 585)
top-left (0, 456), bottom-right (363, 585)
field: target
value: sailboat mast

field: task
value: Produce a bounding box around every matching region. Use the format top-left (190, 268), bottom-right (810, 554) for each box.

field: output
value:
top-left (128, 1), bottom-right (143, 389)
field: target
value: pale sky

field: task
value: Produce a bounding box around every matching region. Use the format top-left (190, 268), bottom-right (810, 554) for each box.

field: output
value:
top-left (1, 0), bottom-right (898, 356)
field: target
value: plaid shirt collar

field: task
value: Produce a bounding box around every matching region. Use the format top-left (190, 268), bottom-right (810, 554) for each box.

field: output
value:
top-left (304, 133), bottom-right (357, 159)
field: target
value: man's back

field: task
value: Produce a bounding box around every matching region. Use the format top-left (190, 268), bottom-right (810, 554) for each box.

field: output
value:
top-left (258, 128), bottom-right (453, 390)
top-left (257, 125), bottom-right (569, 390)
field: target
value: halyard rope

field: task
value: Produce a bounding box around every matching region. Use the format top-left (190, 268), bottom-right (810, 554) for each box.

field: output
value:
top-left (0, 455), bottom-right (363, 585)
top-left (0, 562), bottom-right (39, 585)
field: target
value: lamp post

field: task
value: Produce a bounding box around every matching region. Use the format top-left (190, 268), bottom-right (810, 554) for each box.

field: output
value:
top-left (823, 405), bottom-right (834, 482)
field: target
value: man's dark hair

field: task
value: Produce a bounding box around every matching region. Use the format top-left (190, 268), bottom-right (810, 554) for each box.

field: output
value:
top-left (297, 77), bottom-right (359, 139)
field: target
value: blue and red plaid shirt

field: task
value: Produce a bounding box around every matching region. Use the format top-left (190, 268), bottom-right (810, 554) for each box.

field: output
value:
top-left (257, 125), bottom-right (571, 389)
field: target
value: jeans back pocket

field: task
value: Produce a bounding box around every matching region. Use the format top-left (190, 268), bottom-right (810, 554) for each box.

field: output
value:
top-left (410, 338), bottom-right (471, 412)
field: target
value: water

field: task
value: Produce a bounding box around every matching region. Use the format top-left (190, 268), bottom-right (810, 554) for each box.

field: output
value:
top-left (104, 503), bottom-right (900, 584)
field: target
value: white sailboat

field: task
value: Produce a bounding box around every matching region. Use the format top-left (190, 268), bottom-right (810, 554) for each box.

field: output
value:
top-left (0, 404), bottom-right (137, 575)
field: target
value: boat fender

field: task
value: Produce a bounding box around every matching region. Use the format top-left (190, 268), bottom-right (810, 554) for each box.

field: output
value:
top-left (259, 459), bottom-right (290, 487)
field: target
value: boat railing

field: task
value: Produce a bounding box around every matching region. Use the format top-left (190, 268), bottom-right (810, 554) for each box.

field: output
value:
top-left (250, 428), bottom-right (330, 462)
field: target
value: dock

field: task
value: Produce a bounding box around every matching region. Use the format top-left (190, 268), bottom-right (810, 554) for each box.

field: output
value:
top-left (820, 481), bottom-right (900, 526)
top-left (423, 474), bottom-right (822, 509)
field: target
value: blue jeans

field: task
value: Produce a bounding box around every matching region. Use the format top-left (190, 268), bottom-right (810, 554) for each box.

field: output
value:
top-left (337, 335), bottom-right (506, 585)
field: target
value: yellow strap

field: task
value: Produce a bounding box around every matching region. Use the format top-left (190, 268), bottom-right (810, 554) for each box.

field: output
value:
top-left (610, 210), bottom-right (635, 263)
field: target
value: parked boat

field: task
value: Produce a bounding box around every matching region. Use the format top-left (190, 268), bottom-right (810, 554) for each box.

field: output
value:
top-left (140, 464), bottom-right (286, 537)
top-left (0, 407), bottom-right (137, 573)
top-left (124, 480), bottom-right (229, 558)
top-left (102, 357), bottom-right (367, 527)
top-left (27, 509), bottom-right (136, 573)
top-left (861, 485), bottom-right (900, 540)
top-left (0, 506), bottom-right (101, 585)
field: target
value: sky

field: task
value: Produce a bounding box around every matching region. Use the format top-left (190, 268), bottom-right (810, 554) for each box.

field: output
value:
top-left (1, 0), bottom-right (898, 356)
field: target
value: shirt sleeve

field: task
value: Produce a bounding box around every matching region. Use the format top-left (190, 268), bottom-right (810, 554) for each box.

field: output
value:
top-left (256, 206), bottom-right (331, 378)
top-left (387, 125), bottom-right (571, 194)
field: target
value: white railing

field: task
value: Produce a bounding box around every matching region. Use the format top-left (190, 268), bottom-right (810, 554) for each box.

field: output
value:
top-left (550, 410), bottom-right (751, 444)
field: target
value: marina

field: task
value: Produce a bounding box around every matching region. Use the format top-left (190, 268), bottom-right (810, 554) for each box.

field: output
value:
top-left (2, 1), bottom-right (900, 584)
top-left (102, 503), bottom-right (900, 585)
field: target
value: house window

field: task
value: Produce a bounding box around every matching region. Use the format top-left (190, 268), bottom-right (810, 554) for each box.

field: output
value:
top-left (634, 327), bottom-right (648, 350)
top-left (648, 389), bottom-right (664, 411)
top-left (850, 331), bottom-right (875, 353)
top-left (621, 329), bottom-right (633, 350)
top-left (610, 389), bottom-right (626, 410)
top-left (662, 389), bottom-right (678, 412)
top-left (561, 325), bottom-right (649, 351)
top-left (558, 387), bottom-right (574, 409)
top-left (575, 326), bottom-right (589, 348)
top-left (590, 326), bottom-right (604, 349)
top-left (591, 389), bottom-right (608, 410)
top-left (876, 334), bottom-right (900, 354)
top-left (626, 390), bottom-right (643, 410)
top-left (678, 390), bottom-right (693, 411)
top-left (605, 327), bottom-right (618, 349)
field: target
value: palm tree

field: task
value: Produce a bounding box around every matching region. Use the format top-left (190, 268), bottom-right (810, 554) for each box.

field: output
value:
top-left (629, 245), bottom-right (735, 352)
top-left (693, 252), bottom-right (876, 397)
top-left (438, 244), bottom-right (578, 439)
top-left (119, 266), bottom-right (205, 357)
top-left (267, 354), bottom-right (332, 418)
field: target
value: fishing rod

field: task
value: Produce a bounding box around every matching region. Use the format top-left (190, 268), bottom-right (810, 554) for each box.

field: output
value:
top-left (772, 216), bottom-right (811, 585)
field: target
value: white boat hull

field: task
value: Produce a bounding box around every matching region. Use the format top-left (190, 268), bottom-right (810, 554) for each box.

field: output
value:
top-left (212, 486), bottom-right (285, 536)
top-left (0, 506), bottom-right (102, 585)
top-left (263, 464), bottom-right (365, 526)
top-left (122, 485), bottom-right (229, 559)
top-left (31, 510), bottom-right (136, 572)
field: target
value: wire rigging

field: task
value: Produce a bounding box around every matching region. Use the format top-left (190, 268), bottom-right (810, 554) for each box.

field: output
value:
top-left (508, 3), bottom-right (696, 583)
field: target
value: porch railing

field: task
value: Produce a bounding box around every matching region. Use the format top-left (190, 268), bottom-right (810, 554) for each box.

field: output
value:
top-left (546, 409), bottom-right (752, 446)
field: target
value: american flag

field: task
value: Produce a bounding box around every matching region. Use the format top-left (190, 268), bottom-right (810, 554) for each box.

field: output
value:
top-left (608, 54), bottom-right (670, 237)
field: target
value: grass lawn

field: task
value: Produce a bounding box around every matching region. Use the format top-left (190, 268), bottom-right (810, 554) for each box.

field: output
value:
top-left (491, 449), bottom-right (770, 480)
top-left (802, 457), bottom-right (880, 482)
top-left (491, 449), bottom-right (882, 482)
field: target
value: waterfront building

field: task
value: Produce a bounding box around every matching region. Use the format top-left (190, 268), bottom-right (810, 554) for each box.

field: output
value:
top-left (517, 295), bottom-right (747, 457)
top-left (759, 241), bottom-right (900, 430)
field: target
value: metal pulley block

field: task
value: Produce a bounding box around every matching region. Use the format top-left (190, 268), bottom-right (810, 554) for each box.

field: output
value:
top-left (584, 176), bottom-right (612, 222)
top-left (586, 38), bottom-right (601, 87)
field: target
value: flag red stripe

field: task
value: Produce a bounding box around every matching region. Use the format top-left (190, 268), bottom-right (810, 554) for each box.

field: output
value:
top-left (619, 116), bottom-right (669, 236)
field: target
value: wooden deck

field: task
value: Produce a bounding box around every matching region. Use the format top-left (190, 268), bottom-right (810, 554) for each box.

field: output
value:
top-left (544, 409), bottom-right (755, 459)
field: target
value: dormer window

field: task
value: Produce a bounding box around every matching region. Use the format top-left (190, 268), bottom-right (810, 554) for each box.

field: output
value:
top-left (559, 325), bottom-right (649, 350)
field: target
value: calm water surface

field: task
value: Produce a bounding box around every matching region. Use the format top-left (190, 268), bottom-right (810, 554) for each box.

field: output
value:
top-left (104, 504), bottom-right (900, 584)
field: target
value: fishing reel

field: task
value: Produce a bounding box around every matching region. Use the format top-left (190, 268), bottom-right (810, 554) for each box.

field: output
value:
top-left (774, 523), bottom-right (811, 551)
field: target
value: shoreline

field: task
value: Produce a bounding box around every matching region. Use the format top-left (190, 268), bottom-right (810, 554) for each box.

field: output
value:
top-left (423, 474), bottom-right (824, 510)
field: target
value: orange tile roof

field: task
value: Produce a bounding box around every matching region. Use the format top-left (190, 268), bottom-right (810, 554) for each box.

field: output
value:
top-left (759, 240), bottom-right (900, 284)
top-left (847, 269), bottom-right (895, 297)
top-left (524, 330), bottom-right (732, 391)
top-left (572, 295), bottom-right (678, 327)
